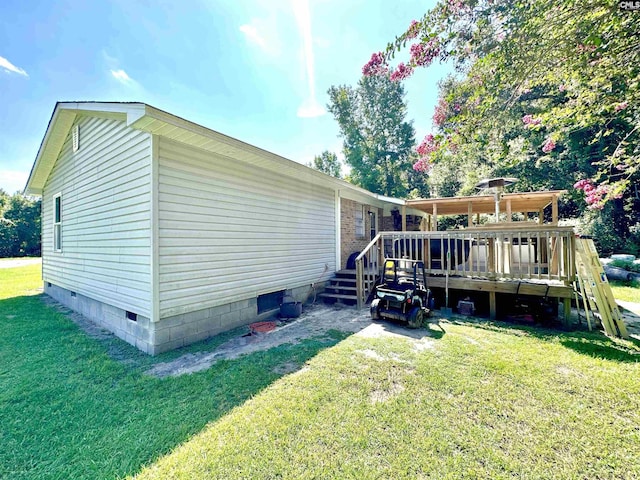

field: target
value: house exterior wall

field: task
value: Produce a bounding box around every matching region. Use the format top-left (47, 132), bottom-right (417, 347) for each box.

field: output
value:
top-left (339, 198), bottom-right (381, 269)
top-left (156, 137), bottom-right (336, 321)
top-left (41, 115), bottom-right (153, 319)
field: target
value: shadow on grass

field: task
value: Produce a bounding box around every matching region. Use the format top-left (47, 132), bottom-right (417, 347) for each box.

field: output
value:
top-left (0, 294), bottom-right (350, 480)
top-left (443, 314), bottom-right (640, 363)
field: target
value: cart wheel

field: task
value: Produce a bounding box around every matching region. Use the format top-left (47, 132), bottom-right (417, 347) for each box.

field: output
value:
top-left (407, 307), bottom-right (424, 329)
top-left (370, 299), bottom-right (381, 320)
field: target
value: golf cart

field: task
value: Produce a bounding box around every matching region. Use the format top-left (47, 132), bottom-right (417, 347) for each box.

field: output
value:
top-left (370, 259), bottom-right (433, 328)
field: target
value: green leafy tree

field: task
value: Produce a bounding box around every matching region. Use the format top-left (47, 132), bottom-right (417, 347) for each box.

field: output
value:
top-left (308, 151), bottom-right (342, 178)
top-left (0, 191), bottom-right (41, 257)
top-left (327, 74), bottom-right (417, 197)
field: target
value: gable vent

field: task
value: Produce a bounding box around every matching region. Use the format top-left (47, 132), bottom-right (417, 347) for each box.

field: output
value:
top-left (72, 125), bottom-right (80, 152)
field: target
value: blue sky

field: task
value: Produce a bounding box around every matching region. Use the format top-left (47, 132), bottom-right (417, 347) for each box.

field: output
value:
top-left (0, 0), bottom-right (448, 194)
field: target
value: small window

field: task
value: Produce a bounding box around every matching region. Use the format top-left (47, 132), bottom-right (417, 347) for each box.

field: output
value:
top-left (355, 206), bottom-right (365, 239)
top-left (53, 193), bottom-right (62, 252)
top-left (72, 125), bottom-right (80, 152)
top-left (126, 311), bottom-right (137, 322)
top-left (369, 211), bottom-right (377, 240)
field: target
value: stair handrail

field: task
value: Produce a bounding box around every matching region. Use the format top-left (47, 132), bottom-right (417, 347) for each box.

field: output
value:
top-left (355, 233), bottom-right (382, 309)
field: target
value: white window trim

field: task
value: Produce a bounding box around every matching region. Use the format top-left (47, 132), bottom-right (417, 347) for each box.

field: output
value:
top-left (355, 205), bottom-right (365, 239)
top-left (53, 193), bottom-right (62, 252)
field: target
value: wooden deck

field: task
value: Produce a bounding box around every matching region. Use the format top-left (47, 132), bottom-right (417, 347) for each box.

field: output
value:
top-left (354, 227), bottom-right (577, 324)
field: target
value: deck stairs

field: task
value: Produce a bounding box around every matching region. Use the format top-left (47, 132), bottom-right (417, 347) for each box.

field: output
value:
top-left (319, 269), bottom-right (378, 306)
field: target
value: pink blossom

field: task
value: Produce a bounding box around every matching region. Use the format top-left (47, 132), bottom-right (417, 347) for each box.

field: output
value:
top-left (413, 157), bottom-right (433, 172)
top-left (577, 182), bottom-right (611, 209)
top-left (406, 20), bottom-right (420, 39)
top-left (409, 39), bottom-right (440, 67)
top-left (390, 62), bottom-right (413, 82)
top-left (522, 114), bottom-right (541, 127)
top-left (416, 134), bottom-right (438, 156)
top-left (573, 179), bottom-right (592, 190)
top-left (558, 84), bottom-right (566, 92)
top-left (542, 138), bottom-right (556, 153)
top-left (433, 98), bottom-right (448, 126)
top-left (615, 101), bottom-right (628, 112)
top-left (414, 134), bottom-right (439, 172)
top-left (362, 52), bottom-right (388, 76)
top-left (446, 0), bottom-right (465, 13)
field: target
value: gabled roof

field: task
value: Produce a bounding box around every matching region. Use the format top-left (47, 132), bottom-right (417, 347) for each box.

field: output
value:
top-left (24, 102), bottom-right (407, 210)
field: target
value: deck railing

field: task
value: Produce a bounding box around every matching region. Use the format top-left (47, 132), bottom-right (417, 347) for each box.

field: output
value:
top-left (354, 226), bottom-right (576, 308)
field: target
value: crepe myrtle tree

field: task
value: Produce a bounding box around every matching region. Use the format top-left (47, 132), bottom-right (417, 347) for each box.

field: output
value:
top-left (363, 0), bottom-right (640, 209)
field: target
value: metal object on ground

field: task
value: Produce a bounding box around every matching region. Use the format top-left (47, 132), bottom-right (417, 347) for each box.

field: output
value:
top-left (280, 294), bottom-right (302, 318)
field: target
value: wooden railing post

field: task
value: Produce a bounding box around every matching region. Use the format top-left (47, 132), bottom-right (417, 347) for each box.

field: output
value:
top-left (355, 258), bottom-right (363, 309)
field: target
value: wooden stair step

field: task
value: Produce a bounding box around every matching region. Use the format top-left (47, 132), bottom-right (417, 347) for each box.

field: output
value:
top-left (325, 285), bottom-right (358, 292)
top-left (329, 278), bottom-right (357, 285)
top-left (336, 269), bottom-right (377, 277)
top-left (318, 293), bottom-right (358, 301)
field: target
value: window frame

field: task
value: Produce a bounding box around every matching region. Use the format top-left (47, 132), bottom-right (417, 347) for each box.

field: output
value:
top-left (53, 193), bottom-right (62, 252)
top-left (355, 206), bottom-right (365, 239)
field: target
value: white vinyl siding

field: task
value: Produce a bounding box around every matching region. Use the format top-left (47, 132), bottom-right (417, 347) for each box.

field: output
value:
top-left (41, 116), bottom-right (152, 317)
top-left (157, 138), bottom-right (336, 318)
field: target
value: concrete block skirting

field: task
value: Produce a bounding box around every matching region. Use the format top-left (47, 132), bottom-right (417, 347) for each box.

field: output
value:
top-left (44, 282), bottom-right (154, 354)
top-left (44, 282), bottom-right (313, 355)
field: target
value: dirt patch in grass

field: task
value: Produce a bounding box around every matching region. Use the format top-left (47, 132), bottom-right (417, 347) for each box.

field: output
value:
top-left (148, 305), bottom-right (444, 378)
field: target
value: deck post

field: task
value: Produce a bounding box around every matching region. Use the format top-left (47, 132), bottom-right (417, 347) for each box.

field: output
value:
top-left (401, 205), bottom-right (407, 231)
top-left (562, 298), bottom-right (572, 328)
top-left (489, 291), bottom-right (497, 319)
top-left (467, 201), bottom-right (473, 227)
top-left (432, 204), bottom-right (438, 231)
top-left (552, 196), bottom-right (559, 225)
top-left (506, 199), bottom-right (512, 222)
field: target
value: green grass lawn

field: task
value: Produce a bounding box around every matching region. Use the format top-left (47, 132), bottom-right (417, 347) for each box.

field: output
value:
top-left (1, 264), bottom-right (640, 479)
top-left (611, 281), bottom-right (640, 303)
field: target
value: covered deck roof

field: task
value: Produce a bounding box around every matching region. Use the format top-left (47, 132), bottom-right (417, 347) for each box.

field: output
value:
top-left (406, 190), bottom-right (566, 216)
top-left (404, 190), bottom-right (566, 230)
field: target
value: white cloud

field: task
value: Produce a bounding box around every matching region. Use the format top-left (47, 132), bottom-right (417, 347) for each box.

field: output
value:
top-left (0, 56), bottom-right (28, 76)
top-left (239, 17), bottom-right (281, 56)
top-left (239, 23), bottom-right (267, 50)
top-left (291, 0), bottom-right (325, 118)
top-left (109, 68), bottom-right (144, 92)
top-left (110, 69), bottom-right (133, 83)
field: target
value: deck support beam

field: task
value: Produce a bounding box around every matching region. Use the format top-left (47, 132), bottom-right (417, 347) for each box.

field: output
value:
top-left (562, 298), bottom-right (572, 328)
top-left (489, 291), bottom-right (497, 319)
top-left (432, 203), bottom-right (438, 231)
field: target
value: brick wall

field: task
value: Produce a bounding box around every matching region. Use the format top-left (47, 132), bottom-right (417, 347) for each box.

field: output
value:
top-left (382, 211), bottom-right (423, 232)
top-left (340, 198), bottom-right (381, 269)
